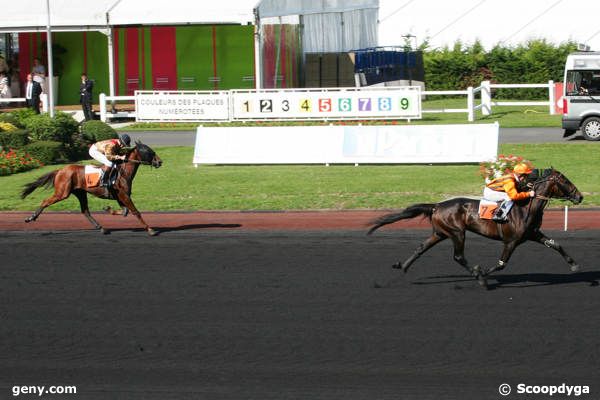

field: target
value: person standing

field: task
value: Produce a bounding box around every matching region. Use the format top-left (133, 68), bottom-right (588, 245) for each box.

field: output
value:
top-left (24, 73), bottom-right (42, 114)
top-left (79, 73), bottom-right (94, 121)
top-left (0, 71), bottom-right (11, 101)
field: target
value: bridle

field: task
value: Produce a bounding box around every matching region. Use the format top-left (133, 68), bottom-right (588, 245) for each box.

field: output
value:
top-left (528, 172), bottom-right (578, 202)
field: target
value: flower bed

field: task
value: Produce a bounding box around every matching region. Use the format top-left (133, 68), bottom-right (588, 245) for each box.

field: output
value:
top-left (0, 149), bottom-right (44, 176)
top-left (479, 154), bottom-right (533, 181)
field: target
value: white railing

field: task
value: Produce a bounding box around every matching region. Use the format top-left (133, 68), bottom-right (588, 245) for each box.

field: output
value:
top-left (480, 80), bottom-right (555, 116)
top-left (0, 94), bottom-right (48, 113)
top-left (421, 80), bottom-right (555, 122)
top-left (98, 81), bottom-right (556, 124)
top-left (99, 93), bottom-right (136, 122)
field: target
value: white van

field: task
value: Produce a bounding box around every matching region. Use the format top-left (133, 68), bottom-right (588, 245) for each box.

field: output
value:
top-left (562, 52), bottom-right (600, 140)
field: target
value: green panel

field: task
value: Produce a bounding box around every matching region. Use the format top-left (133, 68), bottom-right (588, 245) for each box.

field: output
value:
top-left (142, 28), bottom-right (152, 90)
top-left (85, 32), bottom-right (109, 104)
top-left (215, 25), bottom-right (255, 89)
top-left (175, 26), bottom-right (213, 90)
top-left (53, 32), bottom-right (84, 105)
top-left (117, 28), bottom-right (126, 95)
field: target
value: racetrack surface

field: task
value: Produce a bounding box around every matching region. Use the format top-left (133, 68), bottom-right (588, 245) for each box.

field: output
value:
top-left (1, 228), bottom-right (599, 399)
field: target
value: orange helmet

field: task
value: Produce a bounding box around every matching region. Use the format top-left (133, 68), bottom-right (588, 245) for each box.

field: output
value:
top-left (513, 162), bottom-right (533, 174)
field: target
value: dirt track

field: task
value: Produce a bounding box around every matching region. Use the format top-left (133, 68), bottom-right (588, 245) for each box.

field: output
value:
top-left (1, 208), bottom-right (599, 232)
top-left (1, 229), bottom-right (599, 399)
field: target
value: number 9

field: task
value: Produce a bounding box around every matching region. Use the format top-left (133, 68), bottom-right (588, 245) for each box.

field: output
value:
top-left (400, 98), bottom-right (409, 110)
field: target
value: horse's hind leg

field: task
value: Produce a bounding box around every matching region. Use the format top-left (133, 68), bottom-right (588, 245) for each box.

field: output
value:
top-left (25, 187), bottom-right (71, 223)
top-left (450, 230), bottom-right (478, 276)
top-left (398, 232), bottom-right (446, 273)
top-left (531, 230), bottom-right (579, 272)
top-left (73, 190), bottom-right (107, 234)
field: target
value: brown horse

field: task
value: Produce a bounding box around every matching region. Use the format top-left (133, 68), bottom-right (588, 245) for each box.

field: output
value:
top-left (368, 169), bottom-right (583, 288)
top-left (21, 140), bottom-right (163, 236)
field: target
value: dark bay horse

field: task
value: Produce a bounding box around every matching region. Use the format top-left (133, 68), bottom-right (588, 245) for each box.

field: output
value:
top-left (368, 169), bottom-right (583, 288)
top-left (21, 140), bottom-right (162, 236)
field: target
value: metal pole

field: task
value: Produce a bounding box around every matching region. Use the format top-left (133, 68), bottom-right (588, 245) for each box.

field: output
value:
top-left (45, 0), bottom-right (55, 117)
top-left (106, 28), bottom-right (116, 110)
top-left (253, 7), bottom-right (262, 89)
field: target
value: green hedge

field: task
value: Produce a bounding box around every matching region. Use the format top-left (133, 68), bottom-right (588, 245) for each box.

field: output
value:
top-left (423, 39), bottom-right (577, 99)
top-left (0, 129), bottom-right (29, 150)
top-left (81, 120), bottom-right (119, 143)
top-left (23, 112), bottom-right (79, 143)
top-left (22, 141), bottom-right (65, 165)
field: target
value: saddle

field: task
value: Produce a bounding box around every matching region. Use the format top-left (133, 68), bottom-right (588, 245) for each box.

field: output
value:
top-left (478, 199), bottom-right (499, 220)
top-left (84, 165), bottom-right (104, 187)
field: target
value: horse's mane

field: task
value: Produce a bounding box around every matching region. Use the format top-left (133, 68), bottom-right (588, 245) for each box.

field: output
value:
top-left (131, 140), bottom-right (155, 162)
top-left (520, 168), bottom-right (555, 190)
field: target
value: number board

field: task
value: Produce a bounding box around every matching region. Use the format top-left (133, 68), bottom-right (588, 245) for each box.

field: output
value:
top-left (231, 87), bottom-right (421, 120)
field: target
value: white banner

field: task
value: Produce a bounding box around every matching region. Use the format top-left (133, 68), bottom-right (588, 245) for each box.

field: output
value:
top-left (135, 91), bottom-right (230, 122)
top-left (231, 87), bottom-right (422, 120)
top-left (193, 123), bottom-right (498, 165)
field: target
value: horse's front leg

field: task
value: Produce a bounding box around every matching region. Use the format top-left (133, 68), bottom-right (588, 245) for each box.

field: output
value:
top-left (73, 190), bottom-right (108, 234)
top-left (531, 230), bottom-right (579, 272)
top-left (115, 193), bottom-right (158, 236)
top-left (478, 240), bottom-right (519, 288)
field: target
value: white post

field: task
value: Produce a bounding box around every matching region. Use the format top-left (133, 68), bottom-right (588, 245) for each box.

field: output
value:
top-left (40, 93), bottom-right (48, 113)
top-left (253, 8), bottom-right (262, 89)
top-left (45, 0), bottom-right (55, 117)
top-left (564, 205), bottom-right (568, 231)
top-left (548, 80), bottom-right (555, 115)
top-left (99, 93), bottom-right (107, 122)
top-left (106, 28), bottom-right (116, 111)
top-left (467, 86), bottom-right (474, 122)
top-left (481, 80), bottom-right (491, 115)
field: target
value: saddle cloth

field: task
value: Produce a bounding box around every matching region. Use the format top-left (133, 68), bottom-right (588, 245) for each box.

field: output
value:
top-left (84, 165), bottom-right (104, 188)
top-left (478, 199), bottom-right (499, 220)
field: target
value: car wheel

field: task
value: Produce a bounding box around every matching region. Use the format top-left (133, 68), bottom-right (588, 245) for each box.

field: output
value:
top-left (582, 117), bottom-right (600, 141)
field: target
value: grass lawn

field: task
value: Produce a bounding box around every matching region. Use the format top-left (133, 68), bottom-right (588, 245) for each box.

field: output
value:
top-left (121, 98), bottom-right (561, 131)
top-left (1, 143), bottom-right (597, 212)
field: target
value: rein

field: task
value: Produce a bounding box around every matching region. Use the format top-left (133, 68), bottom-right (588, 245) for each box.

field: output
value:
top-left (530, 175), bottom-right (577, 202)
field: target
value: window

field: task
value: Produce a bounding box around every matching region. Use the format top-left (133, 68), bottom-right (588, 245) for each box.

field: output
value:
top-left (566, 69), bottom-right (600, 96)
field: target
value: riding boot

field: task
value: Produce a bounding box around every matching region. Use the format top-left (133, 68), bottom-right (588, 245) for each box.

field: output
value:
top-left (492, 200), bottom-right (511, 222)
top-left (102, 166), bottom-right (114, 187)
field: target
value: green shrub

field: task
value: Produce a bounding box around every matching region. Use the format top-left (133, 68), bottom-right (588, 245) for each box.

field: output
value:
top-left (22, 140), bottom-right (65, 165)
top-left (0, 129), bottom-right (29, 150)
top-left (81, 120), bottom-right (119, 143)
top-left (9, 109), bottom-right (36, 128)
top-left (0, 113), bottom-right (21, 128)
top-left (24, 112), bottom-right (78, 143)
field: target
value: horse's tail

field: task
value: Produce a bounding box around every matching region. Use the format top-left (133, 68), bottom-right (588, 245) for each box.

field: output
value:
top-left (367, 203), bottom-right (436, 235)
top-left (21, 170), bottom-right (58, 199)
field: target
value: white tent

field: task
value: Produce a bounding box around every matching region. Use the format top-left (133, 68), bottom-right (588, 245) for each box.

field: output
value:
top-left (0, 0), bottom-right (255, 32)
top-left (0, 0), bottom-right (257, 114)
top-left (0, 0), bottom-right (379, 109)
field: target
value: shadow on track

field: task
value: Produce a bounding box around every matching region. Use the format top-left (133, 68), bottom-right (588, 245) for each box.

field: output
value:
top-left (409, 271), bottom-right (600, 290)
top-left (103, 223), bottom-right (242, 235)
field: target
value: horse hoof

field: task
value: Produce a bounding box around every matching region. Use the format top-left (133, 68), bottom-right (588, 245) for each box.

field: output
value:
top-left (570, 264), bottom-right (580, 272)
top-left (100, 228), bottom-right (110, 235)
top-left (148, 228), bottom-right (159, 237)
top-left (392, 263), bottom-right (401, 269)
top-left (477, 274), bottom-right (488, 288)
top-left (24, 218), bottom-right (33, 223)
